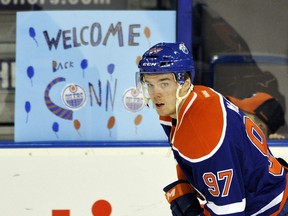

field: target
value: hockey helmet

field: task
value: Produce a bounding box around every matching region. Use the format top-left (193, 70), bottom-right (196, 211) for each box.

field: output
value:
top-left (137, 42), bottom-right (195, 86)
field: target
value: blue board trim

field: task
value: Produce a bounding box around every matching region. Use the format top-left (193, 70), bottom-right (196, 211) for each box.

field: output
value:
top-left (0, 140), bottom-right (288, 148)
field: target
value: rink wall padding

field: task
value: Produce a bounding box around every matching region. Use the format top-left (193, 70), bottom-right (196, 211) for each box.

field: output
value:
top-left (0, 141), bottom-right (287, 216)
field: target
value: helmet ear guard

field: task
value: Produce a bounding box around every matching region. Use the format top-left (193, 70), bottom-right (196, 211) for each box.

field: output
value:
top-left (176, 71), bottom-right (189, 86)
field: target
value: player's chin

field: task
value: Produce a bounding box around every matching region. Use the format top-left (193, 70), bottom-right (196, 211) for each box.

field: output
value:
top-left (155, 108), bottom-right (169, 116)
top-left (154, 107), bottom-right (163, 114)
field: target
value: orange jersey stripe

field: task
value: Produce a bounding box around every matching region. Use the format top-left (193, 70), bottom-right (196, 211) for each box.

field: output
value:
top-left (159, 115), bottom-right (172, 126)
top-left (173, 86), bottom-right (226, 161)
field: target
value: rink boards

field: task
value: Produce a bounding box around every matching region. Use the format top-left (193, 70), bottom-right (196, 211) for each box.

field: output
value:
top-left (0, 143), bottom-right (287, 216)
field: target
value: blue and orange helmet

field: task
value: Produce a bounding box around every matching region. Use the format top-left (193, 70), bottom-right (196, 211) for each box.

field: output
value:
top-left (137, 42), bottom-right (195, 85)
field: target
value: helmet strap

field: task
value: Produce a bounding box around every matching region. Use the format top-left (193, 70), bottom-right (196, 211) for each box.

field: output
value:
top-left (140, 83), bottom-right (150, 108)
top-left (175, 84), bottom-right (194, 119)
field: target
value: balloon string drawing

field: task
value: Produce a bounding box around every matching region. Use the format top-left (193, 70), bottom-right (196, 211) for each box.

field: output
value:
top-left (29, 27), bottom-right (38, 47)
top-left (27, 66), bottom-right (34, 87)
top-left (74, 119), bottom-right (81, 137)
top-left (107, 63), bottom-right (115, 81)
top-left (134, 114), bottom-right (142, 134)
top-left (107, 116), bottom-right (115, 137)
top-left (52, 122), bottom-right (59, 138)
top-left (81, 59), bottom-right (88, 78)
top-left (25, 101), bottom-right (31, 123)
top-left (144, 26), bottom-right (151, 47)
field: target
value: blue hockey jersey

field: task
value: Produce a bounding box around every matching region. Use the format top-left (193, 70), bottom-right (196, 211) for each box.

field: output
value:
top-left (160, 85), bottom-right (288, 215)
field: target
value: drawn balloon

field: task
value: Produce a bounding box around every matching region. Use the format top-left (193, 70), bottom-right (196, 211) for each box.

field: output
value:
top-left (135, 56), bottom-right (141, 65)
top-left (26, 66), bottom-right (34, 86)
top-left (29, 27), bottom-right (38, 47)
top-left (52, 122), bottom-right (59, 138)
top-left (81, 59), bottom-right (88, 78)
top-left (107, 63), bottom-right (115, 80)
top-left (144, 26), bottom-right (151, 47)
top-left (25, 101), bottom-right (31, 123)
top-left (73, 119), bottom-right (81, 137)
top-left (107, 116), bottom-right (115, 137)
top-left (134, 114), bottom-right (142, 134)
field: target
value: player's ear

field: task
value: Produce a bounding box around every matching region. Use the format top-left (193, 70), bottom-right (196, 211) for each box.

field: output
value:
top-left (178, 79), bottom-right (191, 98)
top-left (183, 77), bottom-right (191, 91)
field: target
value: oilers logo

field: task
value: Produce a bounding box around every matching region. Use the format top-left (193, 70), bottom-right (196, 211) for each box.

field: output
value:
top-left (122, 87), bottom-right (145, 112)
top-left (179, 43), bottom-right (188, 54)
top-left (62, 84), bottom-right (86, 110)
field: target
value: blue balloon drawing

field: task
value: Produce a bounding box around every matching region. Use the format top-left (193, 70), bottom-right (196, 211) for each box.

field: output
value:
top-left (27, 66), bottom-right (34, 86)
top-left (107, 63), bottom-right (115, 80)
top-left (81, 59), bottom-right (88, 78)
top-left (25, 101), bottom-right (31, 123)
top-left (52, 122), bottom-right (59, 138)
top-left (29, 27), bottom-right (38, 47)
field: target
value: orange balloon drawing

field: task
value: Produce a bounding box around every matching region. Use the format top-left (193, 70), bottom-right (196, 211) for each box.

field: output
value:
top-left (136, 56), bottom-right (141, 65)
top-left (144, 27), bottom-right (151, 39)
top-left (134, 114), bottom-right (142, 126)
top-left (107, 116), bottom-right (115, 129)
top-left (74, 119), bottom-right (81, 130)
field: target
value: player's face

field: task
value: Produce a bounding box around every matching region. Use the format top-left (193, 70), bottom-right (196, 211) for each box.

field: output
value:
top-left (143, 73), bottom-right (178, 117)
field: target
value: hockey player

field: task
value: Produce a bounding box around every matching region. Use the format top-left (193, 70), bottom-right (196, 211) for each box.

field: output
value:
top-left (136, 42), bottom-right (288, 215)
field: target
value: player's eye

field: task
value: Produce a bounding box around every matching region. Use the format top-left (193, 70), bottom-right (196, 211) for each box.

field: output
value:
top-left (146, 83), bottom-right (153, 88)
top-left (159, 82), bottom-right (169, 89)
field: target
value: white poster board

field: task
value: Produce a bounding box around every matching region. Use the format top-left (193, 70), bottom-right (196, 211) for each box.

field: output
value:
top-left (15, 10), bottom-right (176, 142)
